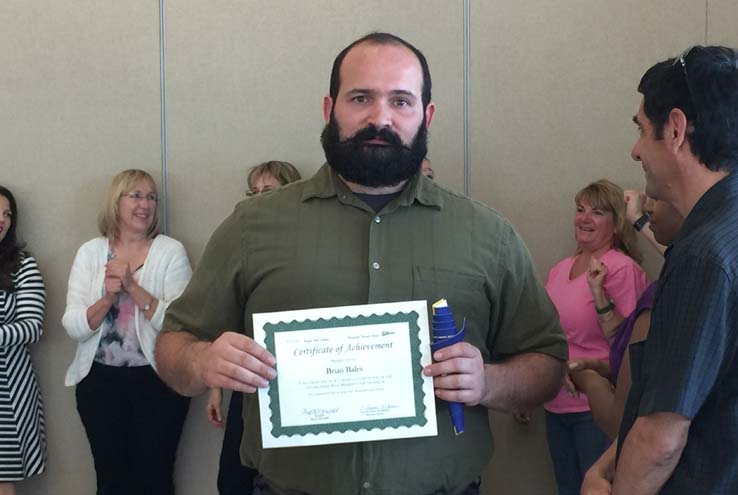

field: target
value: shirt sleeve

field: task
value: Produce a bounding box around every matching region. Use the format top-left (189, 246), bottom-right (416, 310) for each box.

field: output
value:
top-left (0, 256), bottom-right (45, 347)
top-left (148, 240), bottom-right (193, 331)
top-left (486, 225), bottom-right (568, 362)
top-left (163, 209), bottom-right (247, 341)
top-left (639, 255), bottom-right (737, 419)
top-left (603, 257), bottom-right (648, 317)
top-left (62, 242), bottom-right (100, 342)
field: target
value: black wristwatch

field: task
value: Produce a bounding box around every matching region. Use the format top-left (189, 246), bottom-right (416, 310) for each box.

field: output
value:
top-left (595, 298), bottom-right (616, 315)
top-left (633, 213), bottom-right (650, 232)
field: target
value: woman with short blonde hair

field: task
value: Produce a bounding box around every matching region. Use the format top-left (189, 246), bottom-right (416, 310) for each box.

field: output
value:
top-left (542, 179), bottom-right (648, 495)
top-left (97, 169), bottom-right (161, 239)
top-left (63, 169), bottom-right (191, 495)
top-left (574, 179), bottom-right (641, 263)
top-left (246, 161), bottom-right (301, 195)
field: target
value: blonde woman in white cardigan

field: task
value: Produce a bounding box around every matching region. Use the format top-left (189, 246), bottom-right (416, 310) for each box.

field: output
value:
top-left (62, 169), bottom-right (192, 495)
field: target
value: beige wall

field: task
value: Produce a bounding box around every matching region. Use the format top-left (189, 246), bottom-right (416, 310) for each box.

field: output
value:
top-left (2, 2), bottom-right (163, 494)
top-left (471, 2), bottom-right (706, 491)
top-left (165, 1), bottom-right (464, 261)
top-left (1, 1), bottom-right (733, 494)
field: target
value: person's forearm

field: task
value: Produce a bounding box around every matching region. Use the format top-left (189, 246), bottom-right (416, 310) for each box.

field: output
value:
top-left (86, 294), bottom-right (115, 330)
top-left (590, 287), bottom-right (625, 339)
top-left (126, 281), bottom-right (159, 320)
top-left (582, 440), bottom-right (618, 494)
top-left (155, 331), bottom-right (210, 396)
top-left (593, 441), bottom-right (617, 480)
top-left (481, 353), bottom-right (564, 411)
top-left (612, 414), bottom-right (689, 494)
top-left (598, 313), bottom-right (624, 339)
top-left (572, 370), bottom-right (620, 439)
top-left (638, 225), bottom-right (667, 255)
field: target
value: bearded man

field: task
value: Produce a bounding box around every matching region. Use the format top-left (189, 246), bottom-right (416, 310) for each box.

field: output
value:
top-left (156, 32), bottom-right (566, 495)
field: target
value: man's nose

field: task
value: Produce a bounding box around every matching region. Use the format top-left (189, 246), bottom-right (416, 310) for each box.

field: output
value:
top-left (366, 101), bottom-right (392, 128)
top-left (631, 142), bottom-right (641, 161)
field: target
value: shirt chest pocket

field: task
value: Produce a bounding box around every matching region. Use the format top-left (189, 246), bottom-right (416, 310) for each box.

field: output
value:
top-left (412, 266), bottom-right (490, 355)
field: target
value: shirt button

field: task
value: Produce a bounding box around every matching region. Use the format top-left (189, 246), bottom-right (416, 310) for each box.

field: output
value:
top-left (372, 261), bottom-right (380, 270)
top-left (363, 481), bottom-right (371, 489)
top-left (374, 216), bottom-right (381, 224)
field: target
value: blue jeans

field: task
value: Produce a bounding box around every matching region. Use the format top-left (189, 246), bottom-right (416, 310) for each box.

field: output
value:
top-left (545, 411), bottom-right (607, 495)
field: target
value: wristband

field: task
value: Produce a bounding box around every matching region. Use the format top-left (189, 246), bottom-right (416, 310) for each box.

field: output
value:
top-left (595, 298), bottom-right (616, 314)
top-left (633, 212), bottom-right (650, 231)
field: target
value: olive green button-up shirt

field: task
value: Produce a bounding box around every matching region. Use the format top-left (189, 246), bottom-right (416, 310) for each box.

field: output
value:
top-left (163, 164), bottom-right (566, 495)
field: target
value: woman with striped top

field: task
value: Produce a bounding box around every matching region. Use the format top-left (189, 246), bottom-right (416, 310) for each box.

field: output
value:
top-left (0, 185), bottom-right (47, 494)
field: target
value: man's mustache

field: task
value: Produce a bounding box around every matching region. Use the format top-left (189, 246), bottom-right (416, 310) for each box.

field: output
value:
top-left (346, 125), bottom-right (407, 148)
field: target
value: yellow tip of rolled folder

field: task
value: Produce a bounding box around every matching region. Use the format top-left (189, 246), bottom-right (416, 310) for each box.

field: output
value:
top-left (431, 298), bottom-right (448, 314)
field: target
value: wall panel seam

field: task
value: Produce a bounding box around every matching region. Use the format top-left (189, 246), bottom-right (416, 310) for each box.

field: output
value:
top-left (159, 0), bottom-right (169, 233)
top-left (463, 0), bottom-right (470, 196)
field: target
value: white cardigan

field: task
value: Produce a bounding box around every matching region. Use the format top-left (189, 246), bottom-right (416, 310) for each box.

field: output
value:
top-left (62, 235), bottom-right (192, 386)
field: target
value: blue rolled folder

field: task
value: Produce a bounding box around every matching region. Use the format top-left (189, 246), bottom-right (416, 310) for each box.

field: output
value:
top-left (430, 299), bottom-right (465, 436)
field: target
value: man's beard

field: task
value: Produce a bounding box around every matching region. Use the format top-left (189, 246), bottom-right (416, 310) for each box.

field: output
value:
top-left (320, 115), bottom-right (428, 188)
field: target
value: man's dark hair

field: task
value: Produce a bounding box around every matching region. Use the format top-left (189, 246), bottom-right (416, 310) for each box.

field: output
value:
top-left (329, 32), bottom-right (432, 109)
top-left (0, 185), bottom-right (26, 292)
top-left (638, 45), bottom-right (738, 172)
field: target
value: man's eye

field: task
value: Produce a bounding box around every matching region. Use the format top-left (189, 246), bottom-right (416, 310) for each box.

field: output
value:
top-left (393, 99), bottom-right (409, 107)
top-left (352, 95), bottom-right (367, 103)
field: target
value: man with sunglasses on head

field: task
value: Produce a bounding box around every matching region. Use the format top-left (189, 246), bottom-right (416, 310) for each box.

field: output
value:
top-left (582, 46), bottom-right (738, 495)
top-left (155, 32), bottom-right (567, 495)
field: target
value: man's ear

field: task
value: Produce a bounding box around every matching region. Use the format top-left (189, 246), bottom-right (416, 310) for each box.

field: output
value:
top-left (424, 102), bottom-right (436, 129)
top-left (666, 108), bottom-right (689, 152)
top-left (323, 96), bottom-right (333, 123)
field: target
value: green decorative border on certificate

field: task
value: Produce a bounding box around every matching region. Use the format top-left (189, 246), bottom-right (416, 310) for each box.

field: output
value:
top-left (263, 311), bottom-right (427, 437)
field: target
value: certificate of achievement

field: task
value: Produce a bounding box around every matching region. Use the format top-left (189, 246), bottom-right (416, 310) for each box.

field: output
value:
top-left (253, 300), bottom-right (437, 448)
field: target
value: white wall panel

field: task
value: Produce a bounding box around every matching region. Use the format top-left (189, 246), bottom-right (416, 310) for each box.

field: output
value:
top-left (0, 2), bottom-right (162, 494)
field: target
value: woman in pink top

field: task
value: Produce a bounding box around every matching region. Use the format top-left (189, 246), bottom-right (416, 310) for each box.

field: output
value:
top-left (544, 180), bottom-right (647, 495)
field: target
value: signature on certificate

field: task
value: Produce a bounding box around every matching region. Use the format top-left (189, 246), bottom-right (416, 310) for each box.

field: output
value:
top-left (301, 407), bottom-right (339, 420)
top-left (360, 403), bottom-right (398, 416)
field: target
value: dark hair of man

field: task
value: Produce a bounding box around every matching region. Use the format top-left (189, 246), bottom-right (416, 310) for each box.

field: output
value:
top-left (0, 185), bottom-right (26, 291)
top-left (329, 32), bottom-right (432, 109)
top-left (638, 45), bottom-right (738, 172)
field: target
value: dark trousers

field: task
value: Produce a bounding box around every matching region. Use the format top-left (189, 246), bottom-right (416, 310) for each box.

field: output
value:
top-left (545, 411), bottom-right (607, 495)
top-left (218, 391), bottom-right (257, 495)
top-left (252, 475), bottom-right (481, 495)
top-left (76, 362), bottom-right (191, 495)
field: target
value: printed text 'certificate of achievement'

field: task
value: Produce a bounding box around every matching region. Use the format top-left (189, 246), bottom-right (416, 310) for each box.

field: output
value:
top-left (253, 300), bottom-right (437, 448)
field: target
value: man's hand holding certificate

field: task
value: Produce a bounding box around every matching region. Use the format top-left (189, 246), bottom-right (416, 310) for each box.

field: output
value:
top-left (253, 300), bottom-right (437, 448)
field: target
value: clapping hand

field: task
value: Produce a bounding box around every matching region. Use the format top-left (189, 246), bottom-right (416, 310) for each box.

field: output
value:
top-left (105, 259), bottom-right (134, 290)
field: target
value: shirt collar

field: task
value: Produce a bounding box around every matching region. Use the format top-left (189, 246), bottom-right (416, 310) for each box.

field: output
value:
top-left (675, 172), bottom-right (737, 242)
top-left (301, 163), bottom-right (444, 210)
